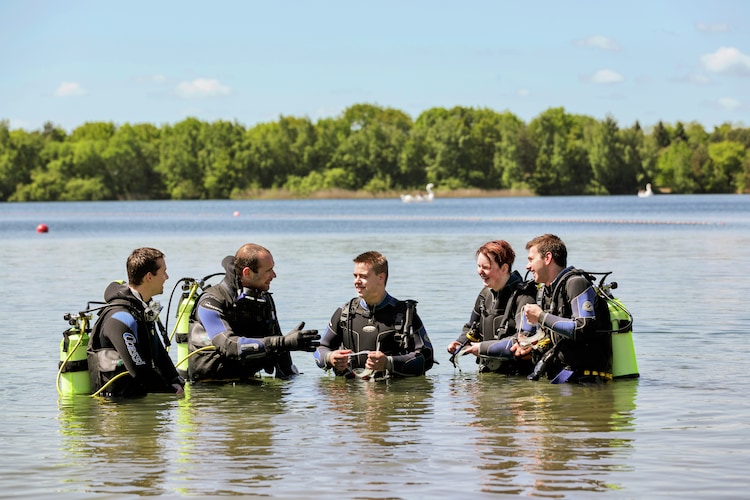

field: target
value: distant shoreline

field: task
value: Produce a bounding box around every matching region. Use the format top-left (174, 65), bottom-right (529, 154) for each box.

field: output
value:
top-left (233, 188), bottom-right (536, 200)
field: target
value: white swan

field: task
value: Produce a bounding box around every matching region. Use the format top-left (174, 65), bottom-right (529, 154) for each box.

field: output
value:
top-left (401, 183), bottom-right (434, 203)
top-left (638, 183), bottom-right (654, 198)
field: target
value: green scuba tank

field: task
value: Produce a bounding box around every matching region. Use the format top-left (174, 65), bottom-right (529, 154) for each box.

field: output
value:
top-left (174, 281), bottom-right (198, 378)
top-left (58, 313), bottom-right (92, 396)
top-left (607, 297), bottom-right (639, 379)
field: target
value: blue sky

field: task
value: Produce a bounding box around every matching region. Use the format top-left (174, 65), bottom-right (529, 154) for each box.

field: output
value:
top-left (2, 0), bottom-right (749, 133)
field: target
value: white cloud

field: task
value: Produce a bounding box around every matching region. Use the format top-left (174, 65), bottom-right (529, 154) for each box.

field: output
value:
top-left (175, 78), bottom-right (232, 98)
top-left (700, 47), bottom-right (750, 76)
top-left (516, 89), bottom-right (530, 97)
top-left (586, 69), bottom-right (624, 84)
top-left (717, 97), bottom-right (741, 111)
top-left (54, 81), bottom-right (86, 97)
top-left (696, 23), bottom-right (729, 33)
top-left (575, 35), bottom-right (621, 51)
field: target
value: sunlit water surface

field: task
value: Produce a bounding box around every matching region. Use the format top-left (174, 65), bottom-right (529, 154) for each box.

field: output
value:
top-left (1, 194), bottom-right (749, 498)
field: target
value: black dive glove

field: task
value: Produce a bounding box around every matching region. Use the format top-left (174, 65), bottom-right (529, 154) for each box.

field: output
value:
top-left (264, 322), bottom-right (320, 352)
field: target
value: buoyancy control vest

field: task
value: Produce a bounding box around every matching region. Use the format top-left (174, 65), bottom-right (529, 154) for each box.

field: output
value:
top-left (338, 297), bottom-right (421, 370)
top-left (187, 281), bottom-right (294, 381)
top-left (477, 275), bottom-right (538, 341)
top-left (86, 296), bottom-right (169, 396)
top-left (540, 268), bottom-right (637, 380)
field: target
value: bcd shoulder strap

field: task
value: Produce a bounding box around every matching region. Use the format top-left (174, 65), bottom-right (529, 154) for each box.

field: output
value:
top-left (551, 269), bottom-right (633, 334)
top-left (495, 279), bottom-right (537, 339)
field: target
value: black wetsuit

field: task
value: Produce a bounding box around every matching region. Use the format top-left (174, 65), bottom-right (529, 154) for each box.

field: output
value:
top-left (453, 270), bottom-right (536, 373)
top-left (315, 293), bottom-right (434, 378)
top-left (87, 282), bottom-right (183, 397)
top-left (188, 256), bottom-right (297, 382)
top-left (520, 266), bottom-right (611, 381)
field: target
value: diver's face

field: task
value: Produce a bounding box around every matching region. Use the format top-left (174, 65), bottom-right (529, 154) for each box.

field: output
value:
top-left (243, 252), bottom-right (276, 291)
top-left (353, 262), bottom-right (385, 305)
top-left (477, 252), bottom-right (508, 291)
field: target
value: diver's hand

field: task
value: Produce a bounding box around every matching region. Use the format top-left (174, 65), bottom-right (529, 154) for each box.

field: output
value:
top-left (461, 343), bottom-right (480, 357)
top-left (264, 322), bottom-right (320, 352)
top-left (523, 304), bottom-right (543, 325)
top-left (328, 349), bottom-right (352, 371)
top-left (365, 351), bottom-right (388, 372)
top-left (447, 340), bottom-right (462, 354)
top-left (510, 340), bottom-right (533, 359)
top-left (279, 322), bottom-right (321, 351)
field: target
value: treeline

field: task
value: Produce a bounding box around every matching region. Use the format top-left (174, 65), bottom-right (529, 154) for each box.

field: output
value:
top-left (1, 104), bottom-right (748, 201)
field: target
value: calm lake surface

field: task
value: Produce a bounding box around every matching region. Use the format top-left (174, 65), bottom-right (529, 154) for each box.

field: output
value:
top-left (1, 194), bottom-right (749, 498)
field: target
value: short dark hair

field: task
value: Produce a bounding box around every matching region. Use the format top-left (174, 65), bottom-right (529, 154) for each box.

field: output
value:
top-left (526, 234), bottom-right (567, 267)
top-left (234, 243), bottom-right (270, 277)
top-left (354, 251), bottom-right (388, 284)
top-left (127, 247), bottom-right (165, 285)
top-left (476, 240), bottom-right (515, 269)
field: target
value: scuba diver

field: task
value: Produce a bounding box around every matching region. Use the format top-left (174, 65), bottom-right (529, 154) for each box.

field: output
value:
top-left (87, 247), bottom-right (185, 398)
top-left (519, 234), bottom-right (612, 384)
top-left (315, 250), bottom-right (434, 379)
top-left (447, 240), bottom-right (537, 374)
top-left (188, 243), bottom-right (320, 383)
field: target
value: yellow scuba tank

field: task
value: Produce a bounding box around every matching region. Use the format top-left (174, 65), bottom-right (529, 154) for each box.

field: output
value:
top-left (174, 280), bottom-right (198, 378)
top-left (57, 312), bottom-right (92, 396)
top-left (607, 297), bottom-right (639, 379)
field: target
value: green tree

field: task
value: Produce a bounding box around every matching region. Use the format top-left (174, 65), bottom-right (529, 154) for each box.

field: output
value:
top-left (0, 124), bottom-right (46, 201)
top-left (199, 120), bottom-right (245, 198)
top-left (588, 116), bottom-right (631, 194)
top-left (102, 123), bottom-right (163, 199)
top-left (653, 121), bottom-right (671, 148)
top-left (468, 109), bottom-right (512, 188)
top-left (157, 118), bottom-right (205, 199)
top-left (707, 141), bottom-right (746, 193)
top-left (672, 121), bottom-right (688, 143)
top-left (240, 116), bottom-right (320, 192)
top-left (638, 128), bottom-right (660, 189)
top-left (620, 122), bottom-right (646, 193)
top-left (527, 107), bottom-right (591, 195)
top-left (329, 104), bottom-right (412, 192)
top-left (493, 112), bottom-right (529, 190)
top-left (685, 121), bottom-right (708, 148)
top-left (70, 121), bottom-right (116, 142)
top-left (415, 106), bottom-right (501, 189)
top-left (656, 141), bottom-right (694, 193)
top-left (10, 127), bottom-right (113, 201)
top-left (397, 124), bottom-right (429, 189)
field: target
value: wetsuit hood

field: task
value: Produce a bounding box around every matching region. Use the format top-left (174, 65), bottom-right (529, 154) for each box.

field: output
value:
top-left (221, 255), bottom-right (242, 291)
top-left (507, 270), bottom-right (524, 288)
top-left (103, 281), bottom-right (137, 304)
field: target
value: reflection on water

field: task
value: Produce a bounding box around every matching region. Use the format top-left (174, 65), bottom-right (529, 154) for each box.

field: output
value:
top-left (172, 383), bottom-right (287, 495)
top-left (58, 395), bottom-right (175, 496)
top-left (2, 196), bottom-right (750, 498)
top-left (446, 375), bottom-right (638, 496)
top-left (55, 374), bottom-right (636, 497)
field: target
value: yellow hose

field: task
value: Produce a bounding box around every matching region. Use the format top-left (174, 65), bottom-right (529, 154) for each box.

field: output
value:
top-left (175, 345), bottom-right (216, 368)
top-left (90, 371), bottom-right (131, 398)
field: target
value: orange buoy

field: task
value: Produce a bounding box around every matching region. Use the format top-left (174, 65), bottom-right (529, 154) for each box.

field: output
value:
top-left (36, 224), bottom-right (49, 233)
top-left (233, 211), bottom-right (240, 217)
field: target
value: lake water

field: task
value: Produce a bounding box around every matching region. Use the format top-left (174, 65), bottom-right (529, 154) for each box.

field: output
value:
top-left (1, 194), bottom-right (749, 498)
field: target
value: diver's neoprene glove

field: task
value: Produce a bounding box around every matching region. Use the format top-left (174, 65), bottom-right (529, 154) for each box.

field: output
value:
top-left (264, 322), bottom-right (320, 352)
